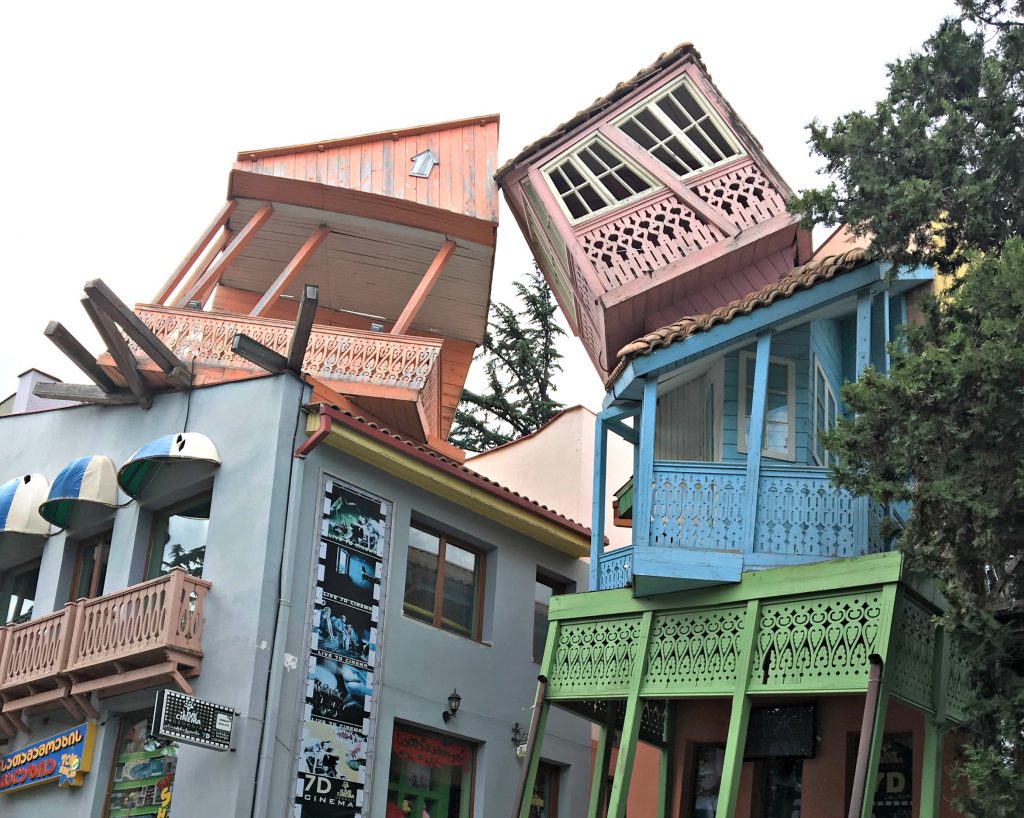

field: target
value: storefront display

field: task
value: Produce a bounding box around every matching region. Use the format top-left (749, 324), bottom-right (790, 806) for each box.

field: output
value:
top-left (386, 725), bottom-right (473, 818)
top-left (294, 476), bottom-right (391, 818)
top-left (108, 715), bottom-right (177, 818)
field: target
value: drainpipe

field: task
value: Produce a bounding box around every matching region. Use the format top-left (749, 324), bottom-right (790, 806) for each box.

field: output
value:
top-left (511, 675), bottom-right (549, 818)
top-left (252, 389), bottom-right (320, 818)
top-left (847, 654), bottom-right (884, 818)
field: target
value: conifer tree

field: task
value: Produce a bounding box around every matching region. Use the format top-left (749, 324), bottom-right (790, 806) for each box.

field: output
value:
top-left (448, 267), bottom-right (565, 452)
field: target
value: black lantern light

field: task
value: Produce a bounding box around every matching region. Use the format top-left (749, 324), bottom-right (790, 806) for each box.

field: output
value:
top-left (442, 689), bottom-right (462, 723)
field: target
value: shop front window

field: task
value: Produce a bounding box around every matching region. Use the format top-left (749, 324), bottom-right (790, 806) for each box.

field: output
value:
top-left (386, 725), bottom-right (473, 818)
top-left (530, 762), bottom-right (560, 818)
top-left (71, 530), bottom-right (111, 600)
top-left (147, 494), bottom-right (211, 579)
top-left (691, 744), bottom-right (724, 818)
top-left (107, 713), bottom-right (178, 818)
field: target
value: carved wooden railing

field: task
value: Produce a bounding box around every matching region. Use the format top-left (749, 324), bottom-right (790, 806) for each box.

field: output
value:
top-left (66, 568), bottom-right (210, 672)
top-left (132, 305), bottom-right (443, 392)
top-left (691, 159), bottom-right (786, 232)
top-left (0, 606), bottom-right (76, 692)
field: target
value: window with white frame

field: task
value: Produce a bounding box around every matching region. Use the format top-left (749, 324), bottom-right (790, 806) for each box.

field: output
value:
top-left (738, 352), bottom-right (795, 461)
top-left (543, 138), bottom-right (656, 222)
top-left (616, 76), bottom-right (741, 179)
top-left (812, 358), bottom-right (839, 466)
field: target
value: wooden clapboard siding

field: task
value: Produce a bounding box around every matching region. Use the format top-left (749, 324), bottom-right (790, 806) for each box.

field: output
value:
top-left (438, 339), bottom-right (475, 438)
top-left (234, 117), bottom-right (499, 223)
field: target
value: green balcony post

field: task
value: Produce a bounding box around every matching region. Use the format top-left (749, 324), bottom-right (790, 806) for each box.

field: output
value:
top-left (607, 611), bottom-right (654, 818)
top-left (715, 599), bottom-right (760, 818)
top-left (517, 622), bottom-right (560, 818)
top-left (920, 626), bottom-right (949, 816)
top-left (587, 703), bottom-right (618, 818)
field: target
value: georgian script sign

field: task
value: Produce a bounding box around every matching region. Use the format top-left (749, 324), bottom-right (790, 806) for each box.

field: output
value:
top-left (153, 690), bottom-right (235, 751)
top-left (0, 722), bottom-right (96, 793)
top-left (392, 727), bottom-right (470, 769)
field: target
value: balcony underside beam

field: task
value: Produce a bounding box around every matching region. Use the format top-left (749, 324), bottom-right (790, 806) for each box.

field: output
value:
top-left (251, 226), bottom-right (330, 318)
top-left (392, 239), bottom-right (457, 335)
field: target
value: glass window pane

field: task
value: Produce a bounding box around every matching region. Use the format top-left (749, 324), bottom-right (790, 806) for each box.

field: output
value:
top-left (563, 192), bottom-right (587, 220)
top-left (705, 121), bottom-right (737, 159)
top-left (767, 362), bottom-right (788, 391)
top-left (653, 146), bottom-right (689, 176)
top-left (2, 562), bottom-right (40, 624)
top-left (441, 543), bottom-right (479, 637)
top-left (149, 496), bottom-right (210, 579)
top-left (562, 162), bottom-right (585, 187)
top-left (578, 184), bottom-right (607, 213)
top-left (693, 744), bottom-right (725, 818)
top-left (75, 545), bottom-right (96, 600)
top-left (687, 128), bottom-right (716, 162)
top-left (656, 94), bottom-right (693, 130)
top-left (620, 119), bottom-right (655, 149)
top-left (404, 527), bottom-right (440, 624)
top-left (601, 173), bottom-right (630, 202)
top-left (534, 579), bottom-right (556, 662)
top-left (388, 726), bottom-right (471, 817)
top-left (636, 108), bottom-right (670, 140)
top-left (548, 167), bottom-right (570, 195)
top-left (579, 148), bottom-right (606, 175)
top-left (673, 84), bottom-right (706, 123)
top-left (617, 165), bottom-right (651, 194)
top-left (766, 392), bottom-right (789, 453)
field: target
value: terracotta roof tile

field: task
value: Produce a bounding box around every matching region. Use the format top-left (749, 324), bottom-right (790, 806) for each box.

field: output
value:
top-left (605, 248), bottom-right (870, 387)
top-left (312, 403), bottom-right (594, 539)
top-left (497, 43), bottom-right (709, 179)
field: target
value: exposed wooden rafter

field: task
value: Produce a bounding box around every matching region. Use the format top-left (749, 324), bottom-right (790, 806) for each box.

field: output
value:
top-left (85, 279), bottom-right (191, 388)
top-left (391, 240), bottom-right (456, 335)
top-left (43, 321), bottom-right (120, 393)
top-left (176, 202), bottom-right (274, 308)
top-left (172, 228), bottom-right (234, 308)
top-left (287, 284), bottom-right (319, 372)
top-left (81, 297), bottom-right (153, 409)
top-left (250, 225), bottom-right (330, 317)
top-left (152, 200), bottom-right (238, 305)
top-left (32, 382), bottom-right (135, 405)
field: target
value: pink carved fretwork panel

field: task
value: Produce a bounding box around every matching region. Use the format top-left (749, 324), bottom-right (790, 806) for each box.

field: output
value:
top-left (577, 191), bottom-right (723, 291)
top-left (692, 160), bottom-right (787, 231)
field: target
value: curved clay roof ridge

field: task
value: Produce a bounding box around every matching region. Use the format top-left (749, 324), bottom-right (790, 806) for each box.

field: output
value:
top-left (604, 247), bottom-right (870, 388)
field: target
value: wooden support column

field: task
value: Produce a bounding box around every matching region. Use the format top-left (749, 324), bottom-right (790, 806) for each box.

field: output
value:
top-left (856, 291), bottom-right (873, 377)
top-left (590, 414), bottom-right (609, 590)
top-left (632, 379), bottom-right (659, 549)
top-left (715, 599), bottom-right (760, 818)
top-left (741, 332), bottom-right (772, 553)
top-left (153, 200), bottom-right (238, 305)
top-left (598, 125), bottom-right (739, 237)
top-left (607, 610), bottom-right (654, 818)
top-left (920, 626), bottom-right (949, 817)
top-left (587, 703), bottom-right (618, 818)
top-left (177, 203), bottom-right (273, 308)
top-left (391, 240), bottom-right (456, 335)
top-left (81, 297), bottom-right (152, 409)
top-left (286, 285), bottom-right (319, 373)
top-left (251, 226), bottom-right (330, 317)
top-left (516, 623), bottom-right (560, 818)
top-left (173, 228), bottom-right (233, 307)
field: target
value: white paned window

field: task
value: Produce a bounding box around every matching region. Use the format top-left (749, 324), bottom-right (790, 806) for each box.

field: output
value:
top-left (812, 358), bottom-right (839, 466)
top-left (616, 76), bottom-right (741, 178)
top-left (543, 138), bottom-right (656, 222)
top-left (738, 352), bottom-right (796, 461)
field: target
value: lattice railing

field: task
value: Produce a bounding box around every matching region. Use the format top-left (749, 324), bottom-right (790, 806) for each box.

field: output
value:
top-left (66, 568), bottom-right (210, 672)
top-left (644, 461), bottom-right (890, 557)
top-left (575, 190), bottom-right (724, 291)
top-left (133, 305), bottom-right (443, 391)
top-left (0, 607), bottom-right (76, 691)
top-left (888, 594), bottom-right (938, 711)
top-left (597, 548), bottom-right (633, 591)
top-left (547, 617), bottom-right (645, 699)
top-left (691, 160), bottom-right (786, 231)
top-left (644, 607), bottom-right (747, 695)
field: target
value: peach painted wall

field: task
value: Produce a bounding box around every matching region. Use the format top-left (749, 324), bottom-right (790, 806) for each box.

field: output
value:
top-left (468, 405), bottom-right (634, 555)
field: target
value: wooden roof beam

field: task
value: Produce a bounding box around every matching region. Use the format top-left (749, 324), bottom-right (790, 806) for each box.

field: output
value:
top-left (152, 200), bottom-right (238, 305)
top-left (84, 279), bottom-right (190, 388)
top-left (250, 225), bottom-right (330, 317)
top-left (171, 228), bottom-right (233, 309)
top-left (33, 382), bottom-right (135, 405)
top-left (43, 321), bottom-right (120, 393)
top-left (391, 240), bottom-right (456, 335)
top-left (176, 203), bottom-right (274, 308)
top-left (287, 284), bottom-right (319, 373)
top-left (81, 297), bottom-right (152, 409)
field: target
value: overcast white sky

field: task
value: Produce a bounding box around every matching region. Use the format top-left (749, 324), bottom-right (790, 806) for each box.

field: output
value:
top-left (0, 0), bottom-right (957, 409)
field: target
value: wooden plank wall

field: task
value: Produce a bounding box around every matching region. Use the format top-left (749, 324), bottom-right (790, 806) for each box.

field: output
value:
top-left (235, 120), bottom-right (498, 223)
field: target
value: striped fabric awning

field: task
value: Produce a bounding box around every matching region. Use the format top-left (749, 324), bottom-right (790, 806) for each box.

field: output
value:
top-left (118, 433), bottom-right (221, 500)
top-left (39, 455), bottom-right (118, 529)
top-left (0, 474), bottom-right (51, 538)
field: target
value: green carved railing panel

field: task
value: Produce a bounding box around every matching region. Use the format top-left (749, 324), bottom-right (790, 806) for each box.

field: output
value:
top-left (750, 592), bottom-right (885, 692)
top-left (642, 607), bottom-right (747, 696)
top-left (546, 616), bottom-right (644, 699)
top-left (889, 595), bottom-right (938, 711)
top-left (946, 643), bottom-right (972, 724)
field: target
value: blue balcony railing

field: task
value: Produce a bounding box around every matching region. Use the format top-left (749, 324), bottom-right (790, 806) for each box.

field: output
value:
top-left (600, 461), bottom-right (895, 591)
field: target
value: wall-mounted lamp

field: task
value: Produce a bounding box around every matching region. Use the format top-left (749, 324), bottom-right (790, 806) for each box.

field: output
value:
top-left (442, 689), bottom-right (461, 723)
top-left (511, 722), bottom-right (528, 746)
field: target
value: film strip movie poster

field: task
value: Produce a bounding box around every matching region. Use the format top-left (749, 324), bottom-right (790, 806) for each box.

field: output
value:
top-left (294, 476), bottom-right (390, 818)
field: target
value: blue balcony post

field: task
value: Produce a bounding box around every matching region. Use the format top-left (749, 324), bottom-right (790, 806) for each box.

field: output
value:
top-left (856, 291), bottom-right (873, 376)
top-left (633, 378), bottom-right (659, 550)
top-left (883, 289), bottom-right (892, 373)
top-left (741, 332), bottom-right (772, 553)
top-left (590, 414), bottom-right (609, 590)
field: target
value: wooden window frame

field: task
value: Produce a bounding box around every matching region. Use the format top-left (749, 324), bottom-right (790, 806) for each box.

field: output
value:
top-left (614, 75), bottom-right (743, 181)
top-left (145, 491), bottom-right (212, 581)
top-left (0, 559), bottom-right (41, 626)
top-left (404, 522), bottom-right (486, 641)
top-left (737, 351), bottom-right (796, 462)
top-left (541, 136), bottom-right (660, 225)
top-left (812, 356), bottom-right (839, 467)
top-left (70, 529), bottom-right (112, 601)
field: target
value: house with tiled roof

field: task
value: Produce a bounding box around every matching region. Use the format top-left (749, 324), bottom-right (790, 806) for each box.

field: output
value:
top-left (0, 119), bottom-right (597, 818)
top-left (501, 44), bottom-right (966, 818)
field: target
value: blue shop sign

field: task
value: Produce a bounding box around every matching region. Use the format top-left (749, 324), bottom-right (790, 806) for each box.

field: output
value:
top-left (0, 722), bottom-right (96, 793)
